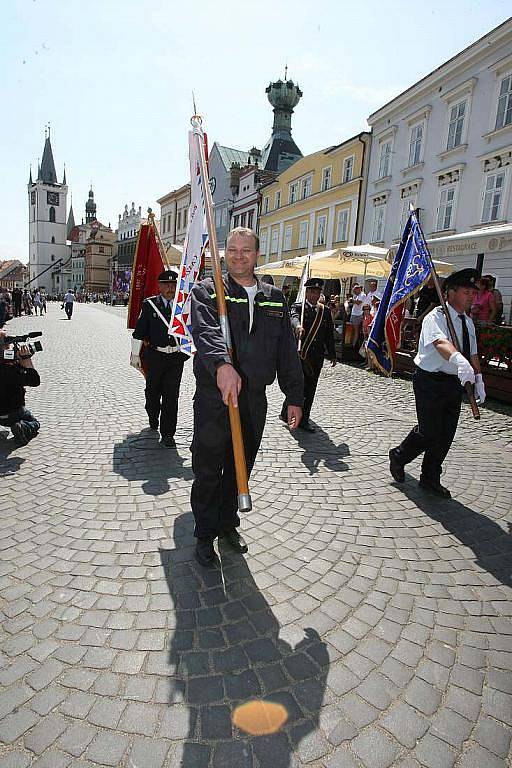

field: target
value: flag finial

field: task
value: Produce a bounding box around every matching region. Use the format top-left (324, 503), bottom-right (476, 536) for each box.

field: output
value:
top-left (284, 63), bottom-right (288, 80)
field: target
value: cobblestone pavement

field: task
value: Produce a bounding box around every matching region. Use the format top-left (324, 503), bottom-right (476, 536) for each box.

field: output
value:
top-left (0, 302), bottom-right (511, 768)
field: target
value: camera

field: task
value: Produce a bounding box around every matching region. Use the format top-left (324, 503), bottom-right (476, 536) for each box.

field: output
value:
top-left (0, 332), bottom-right (43, 362)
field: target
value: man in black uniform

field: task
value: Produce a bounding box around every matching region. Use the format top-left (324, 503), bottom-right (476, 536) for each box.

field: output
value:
top-left (389, 269), bottom-right (484, 498)
top-left (130, 270), bottom-right (188, 448)
top-left (0, 330), bottom-right (40, 445)
top-left (190, 227), bottom-right (304, 566)
top-left (280, 277), bottom-right (336, 433)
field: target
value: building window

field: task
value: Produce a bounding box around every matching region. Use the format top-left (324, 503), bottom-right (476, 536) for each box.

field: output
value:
top-left (399, 199), bottom-right (415, 235)
top-left (342, 156), bottom-right (354, 183)
top-left (283, 225), bottom-right (292, 251)
top-left (260, 231), bottom-right (268, 256)
top-left (99, 246), bottom-right (104, 254)
top-left (496, 74), bottom-right (512, 130)
top-left (300, 176), bottom-right (312, 199)
top-left (221, 208), bottom-right (227, 226)
top-left (270, 228), bottom-right (279, 254)
top-left (378, 141), bottom-right (392, 179)
top-left (263, 196), bottom-right (270, 214)
top-left (233, 215), bottom-right (239, 228)
top-left (437, 186), bottom-right (456, 230)
top-left (240, 212), bottom-right (247, 227)
top-left (447, 101), bottom-right (466, 150)
top-left (32, 206), bottom-right (35, 222)
top-left (183, 209), bottom-right (188, 227)
top-left (299, 221), bottom-right (308, 249)
top-left (315, 215), bottom-right (327, 246)
top-left (215, 208), bottom-right (221, 227)
top-left (408, 123), bottom-right (424, 167)
top-left (51, 255), bottom-right (55, 262)
top-left (177, 211), bottom-right (182, 230)
top-left (289, 183), bottom-right (298, 204)
top-left (247, 210), bottom-right (254, 229)
top-left (274, 191), bottom-right (281, 209)
top-left (336, 209), bottom-right (349, 242)
top-left (321, 167), bottom-right (332, 191)
top-left (51, 236), bottom-right (55, 244)
top-left (372, 204), bottom-right (386, 242)
top-left (162, 217), bottom-right (166, 234)
top-left (49, 206), bottom-right (56, 223)
top-left (482, 171), bottom-right (506, 223)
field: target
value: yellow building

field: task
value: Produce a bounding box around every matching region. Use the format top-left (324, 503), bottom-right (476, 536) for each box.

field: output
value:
top-left (258, 132), bottom-right (371, 264)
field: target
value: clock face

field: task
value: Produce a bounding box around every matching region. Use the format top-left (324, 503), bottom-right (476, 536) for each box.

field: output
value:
top-left (31, 191), bottom-right (35, 204)
top-left (47, 191), bottom-right (59, 206)
top-left (209, 176), bottom-right (217, 195)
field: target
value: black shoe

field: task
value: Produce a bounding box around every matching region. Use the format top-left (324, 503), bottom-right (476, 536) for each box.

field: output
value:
top-left (11, 422), bottom-right (29, 446)
top-left (161, 435), bottom-right (176, 448)
top-left (149, 420), bottom-right (158, 431)
top-left (389, 448), bottom-right (405, 483)
top-left (298, 420), bottom-right (315, 433)
top-left (419, 477), bottom-right (451, 499)
top-left (195, 538), bottom-right (216, 566)
top-left (220, 528), bottom-right (248, 553)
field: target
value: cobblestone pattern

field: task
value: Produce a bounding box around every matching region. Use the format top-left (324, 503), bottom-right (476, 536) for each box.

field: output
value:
top-left (0, 303), bottom-right (511, 767)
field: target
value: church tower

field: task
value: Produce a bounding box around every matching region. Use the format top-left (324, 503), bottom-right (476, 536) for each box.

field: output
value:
top-left (28, 129), bottom-right (69, 292)
top-left (261, 73), bottom-right (303, 174)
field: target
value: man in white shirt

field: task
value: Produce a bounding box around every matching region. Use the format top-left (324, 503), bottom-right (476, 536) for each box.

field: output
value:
top-left (365, 279), bottom-right (381, 306)
top-left (349, 284), bottom-right (366, 347)
top-left (389, 268), bottom-right (485, 499)
top-left (63, 290), bottom-right (75, 320)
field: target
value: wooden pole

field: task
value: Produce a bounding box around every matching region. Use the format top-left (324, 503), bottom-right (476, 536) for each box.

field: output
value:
top-left (297, 255), bottom-right (310, 354)
top-left (191, 117), bottom-right (252, 511)
top-left (413, 209), bottom-right (480, 421)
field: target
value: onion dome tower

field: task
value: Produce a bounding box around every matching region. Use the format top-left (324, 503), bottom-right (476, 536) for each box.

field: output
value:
top-left (261, 71), bottom-right (303, 173)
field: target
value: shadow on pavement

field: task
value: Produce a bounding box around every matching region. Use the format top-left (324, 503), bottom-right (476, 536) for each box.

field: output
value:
top-left (400, 482), bottom-right (512, 588)
top-left (292, 423), bottom-right (350, 476)
top-left (112, 429), bottom-right (193, 495)
top-left (159, 512), bottom-right (329, 767)
top-left (0, 433), bottom-right (25, 476)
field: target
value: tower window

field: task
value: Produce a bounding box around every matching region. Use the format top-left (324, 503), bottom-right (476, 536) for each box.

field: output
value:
top-left (51, 255), bottom-right (55, 262)
top-left (49, 207), bottom-right (56, 223)
top-left (51, 236), bottom-right (55, 244)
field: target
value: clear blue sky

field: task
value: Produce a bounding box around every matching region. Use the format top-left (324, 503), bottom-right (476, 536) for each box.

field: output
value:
top-left (1, 0), bottom-right (510, 262)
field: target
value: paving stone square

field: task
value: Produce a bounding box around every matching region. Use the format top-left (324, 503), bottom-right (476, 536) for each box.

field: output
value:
top-left (0, 304), bottom-right (511, 766)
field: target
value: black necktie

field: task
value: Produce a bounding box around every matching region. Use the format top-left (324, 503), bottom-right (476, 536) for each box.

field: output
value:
top-left (458, 314), bottom-right (471, 360)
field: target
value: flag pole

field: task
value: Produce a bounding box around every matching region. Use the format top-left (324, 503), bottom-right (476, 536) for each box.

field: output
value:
top-left (412, 207), bottom-right (480, 420)
top-left (191, 115), bottom-right (252, 512)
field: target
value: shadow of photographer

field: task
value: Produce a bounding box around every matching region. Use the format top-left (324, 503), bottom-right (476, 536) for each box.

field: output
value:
top-left (159, 512), bottom-right (329, 767)
top-left (112, 428), bottom-right (193, 495)
top-left (291, 422), bottom-right (350, 476)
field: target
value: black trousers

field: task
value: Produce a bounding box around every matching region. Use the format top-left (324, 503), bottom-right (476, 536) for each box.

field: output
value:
top-left (191, 385), bottom-right (267, 539)
top-left (281, 358), bottom-right (321, 422)
top-left (65, 302), bottom-right (73, 319)
top-left (144, 348), bottom-right (185, 437)
top-left (0, 407), bottom-right (40, 440)
top-left (395, 368), bottom-right (462, 483)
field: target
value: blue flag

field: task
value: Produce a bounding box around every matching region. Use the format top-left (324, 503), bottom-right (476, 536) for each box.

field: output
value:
top-left (367, 209), bottom-right (432, 375)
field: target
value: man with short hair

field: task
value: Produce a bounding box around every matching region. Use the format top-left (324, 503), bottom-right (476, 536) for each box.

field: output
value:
top-left (365, 279), bottom-right (381, 306)
top-left (349, 284), bottom-right (366, 347)
top-left (63, 289), bottom-right (74, 319)
top-left (389, 268), bottom-right (484, 499)
top-left (190, 227), bottom-right (303, 566)
top-left (131, 270), bottom-right (188, 447)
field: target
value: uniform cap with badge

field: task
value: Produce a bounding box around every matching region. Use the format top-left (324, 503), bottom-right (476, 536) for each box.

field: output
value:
top-left (157, 269), bottom-right (178, 283)
top-left (304, 277), bottom-right (324, 289)
top-left (444, 268), bottom-right (478, 290)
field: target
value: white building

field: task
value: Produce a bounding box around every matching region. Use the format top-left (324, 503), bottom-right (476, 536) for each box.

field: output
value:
top-left (28, 133), bottom-right (70, 293)
top-left (157, 184), bottom-right (191, 250)
top-left (362, 18), bottom-right (512, 319)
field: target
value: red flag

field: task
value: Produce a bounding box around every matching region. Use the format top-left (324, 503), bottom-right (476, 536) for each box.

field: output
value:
top-left (127, 223), bottom-right (164, 329)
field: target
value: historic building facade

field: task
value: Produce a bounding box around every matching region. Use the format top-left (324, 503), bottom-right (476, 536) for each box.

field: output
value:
top-left (157, 184), bottom-right (191, 251)
top-left (27, 132), bottom-right (70, 293)
top-left (258, 133), bottom-right (371, 263)
top-left (362, 18), bottom-right (512, 318)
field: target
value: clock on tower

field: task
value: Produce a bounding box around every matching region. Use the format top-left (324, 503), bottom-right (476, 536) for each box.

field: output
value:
top-left (47, 191), bottom-right (59, 206)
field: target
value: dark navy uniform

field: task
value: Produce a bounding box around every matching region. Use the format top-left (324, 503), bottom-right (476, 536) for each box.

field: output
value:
top-left (190, 274), bottom-right (303, 540)
top-left (281, 299), bottom-right (336, 428)
top-left (133, 295), bottom-right (187, 439)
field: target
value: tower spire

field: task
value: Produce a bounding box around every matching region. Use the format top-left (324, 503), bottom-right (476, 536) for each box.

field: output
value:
top-left (63, 163), bottom-right (66, 185)
top-left (29, 165), bottom-right (33, 185)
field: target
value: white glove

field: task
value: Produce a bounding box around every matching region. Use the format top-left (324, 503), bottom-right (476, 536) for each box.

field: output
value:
top-left (130, 338), bottom-right (143, 370)
top-left (474, 373), bottom-right (486, 404)
top-left (449, 351), bottom-right (475, 386)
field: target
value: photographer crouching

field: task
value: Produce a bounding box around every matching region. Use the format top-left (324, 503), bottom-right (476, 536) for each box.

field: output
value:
top-left (0, 330), bottom-right (41, 446)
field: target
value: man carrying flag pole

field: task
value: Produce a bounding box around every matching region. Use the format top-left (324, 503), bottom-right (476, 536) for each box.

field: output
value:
top-left (188, 117), bottom-right (303, 566)
top-left (368, 207), bottom-right (483, 499)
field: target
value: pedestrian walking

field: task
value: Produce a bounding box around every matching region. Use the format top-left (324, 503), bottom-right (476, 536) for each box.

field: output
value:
top-left (189, 226), bottom-right (303, 566)
top-left (33, 290), bottom-right (42, 316)
top-left (63, 290), bottom-right (75, 319)
top-left (280, 277), bottom-right (336, 432)
top-left (130, 270), bottom-right (188, 447)
top-left (12, 287), bottom-right (22, 317)
top-left (389, 268), bottom-right (485, 498)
